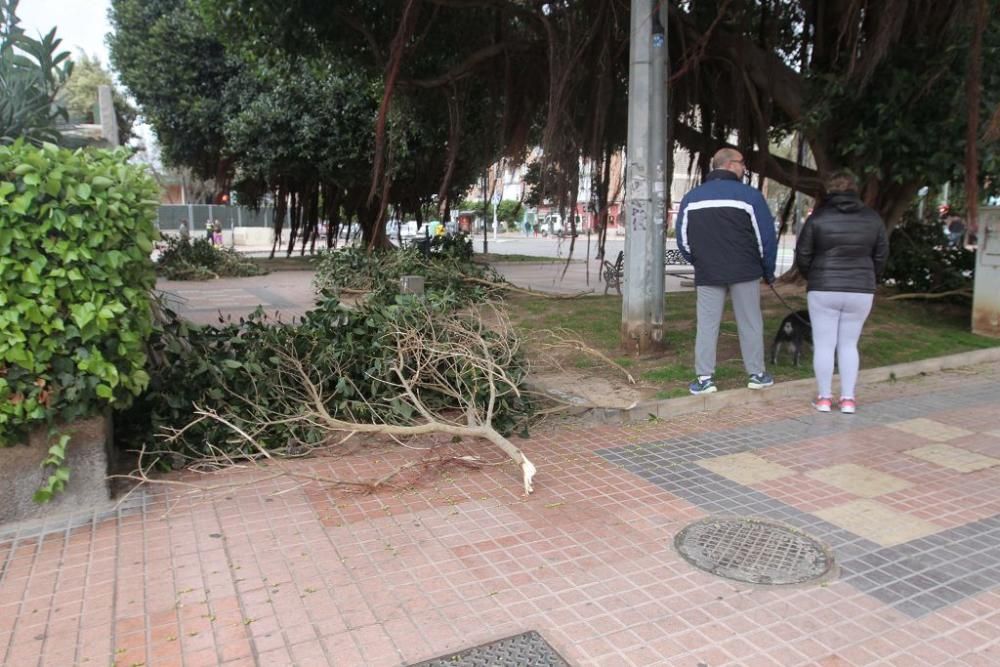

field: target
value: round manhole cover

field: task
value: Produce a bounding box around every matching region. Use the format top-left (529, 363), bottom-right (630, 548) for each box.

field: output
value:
top-left (674, 517), bottom-right (834, 585)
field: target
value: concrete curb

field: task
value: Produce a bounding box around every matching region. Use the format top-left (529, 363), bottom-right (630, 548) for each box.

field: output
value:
top-left (0, 415), bottom-right (111, 526)
top-left (571, 346), bottom-right (1000, 425)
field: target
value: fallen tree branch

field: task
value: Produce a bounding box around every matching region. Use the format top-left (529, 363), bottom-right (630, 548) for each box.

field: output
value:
top-left (885, 289), bottom-right (973, 301)
top-left (462, 276), bottom-right (593, 299)
top-left (123, 301), bottom-right (539, 502)
top-left (113, 441), bottom-right (493, 517)
top-left (282, 303), bottom-right (537, 493)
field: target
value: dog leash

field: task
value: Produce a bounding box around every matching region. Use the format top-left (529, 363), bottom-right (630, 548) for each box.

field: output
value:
top-left (768, 282), bottom-right (812, 327)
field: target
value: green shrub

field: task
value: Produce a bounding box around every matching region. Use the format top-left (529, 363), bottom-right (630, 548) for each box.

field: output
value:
top-left (156, 236), bottom-right (267, 280)
top-left (0, 141), bottom-right (157, 449)
top-left (884, 210), bottom-right (974, 293)
top-left (116, 294), bottom-right (532, 466)
top-left (313, 244), bottom-right (502, 305)
top-left (430, 233), bottom-right (474, 261)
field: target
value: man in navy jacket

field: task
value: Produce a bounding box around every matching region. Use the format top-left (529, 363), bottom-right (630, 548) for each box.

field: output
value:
top-left (676, 148), bottom-right (777, 395)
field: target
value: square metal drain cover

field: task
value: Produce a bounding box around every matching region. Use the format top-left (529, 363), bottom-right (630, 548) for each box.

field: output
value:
top-left (408, 631), bottom-right (570, 666)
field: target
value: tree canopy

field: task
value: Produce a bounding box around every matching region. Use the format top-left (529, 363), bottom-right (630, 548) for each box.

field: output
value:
top-left (112, 0), bottom-right (999, 250)
top-left (108, 0), bottom-right (235, 179)
top-left (110, 0), bottom-right (505, 252)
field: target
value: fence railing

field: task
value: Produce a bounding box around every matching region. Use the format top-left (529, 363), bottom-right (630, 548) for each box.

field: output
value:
top-left (156, 204), bottom-right (275, 231)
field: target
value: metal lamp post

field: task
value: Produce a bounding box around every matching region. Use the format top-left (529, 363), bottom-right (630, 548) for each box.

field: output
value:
top-left (621, 0), bottom-right (667, 352)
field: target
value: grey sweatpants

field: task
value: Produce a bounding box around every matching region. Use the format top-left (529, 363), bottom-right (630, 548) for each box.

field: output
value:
top-left (807, 290), bottom-right (874, 399)
top-left (695, 280), bottom-right (765, 377)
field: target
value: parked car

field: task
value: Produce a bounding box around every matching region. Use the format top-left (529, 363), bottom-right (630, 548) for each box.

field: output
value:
top-left (385, 219), bottom-right (419, 242)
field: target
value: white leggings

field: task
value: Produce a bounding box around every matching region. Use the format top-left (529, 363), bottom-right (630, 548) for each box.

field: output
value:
top-left (807, 291), bottom-right (874, 399)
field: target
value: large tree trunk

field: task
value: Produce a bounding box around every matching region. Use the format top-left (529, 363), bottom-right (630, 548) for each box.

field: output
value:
top-left (285, 191), bottom-right (300, 257)
top-left (326, 185), bottom-right (340, 249)
top-left (358, 203), bottom-right (391, 250)
top-left (865, 180), bottom-right (921, 234)
top-left (270, 183), bottom-right (287, 260)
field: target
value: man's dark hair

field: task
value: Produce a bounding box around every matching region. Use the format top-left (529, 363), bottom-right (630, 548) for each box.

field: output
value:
top-left (825, 169), bottom-right (859, 194)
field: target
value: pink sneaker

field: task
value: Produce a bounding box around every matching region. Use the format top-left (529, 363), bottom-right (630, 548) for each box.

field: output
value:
top-left (839, 398), bottom-right (856, 414)
top-left (812, 396), bottom-right (833, 413)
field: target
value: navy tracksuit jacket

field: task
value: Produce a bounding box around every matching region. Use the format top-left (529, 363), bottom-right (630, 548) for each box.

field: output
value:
top-left (676, 170), bottom-right (777, 286)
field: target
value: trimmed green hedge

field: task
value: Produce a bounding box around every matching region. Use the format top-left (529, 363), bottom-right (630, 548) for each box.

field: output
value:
top-left (0, 141), bottom-right (158, 448)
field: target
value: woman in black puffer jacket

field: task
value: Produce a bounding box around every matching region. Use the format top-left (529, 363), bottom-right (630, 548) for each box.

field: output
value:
top-left (794, 170), bottom-right (889, 414)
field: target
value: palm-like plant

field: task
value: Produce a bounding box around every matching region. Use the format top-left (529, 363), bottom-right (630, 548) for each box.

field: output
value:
top-left (0, 0), bottom-right (72, 145)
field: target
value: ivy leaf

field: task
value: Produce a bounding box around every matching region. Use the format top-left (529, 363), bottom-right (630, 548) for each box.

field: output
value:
top-left (21, 265), bottom-right (40, 283)
top-left (11, 193), bottom-right (33, 215)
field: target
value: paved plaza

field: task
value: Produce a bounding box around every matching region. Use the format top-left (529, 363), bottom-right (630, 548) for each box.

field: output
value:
top-left (2, 361), bottom-right (999, 666)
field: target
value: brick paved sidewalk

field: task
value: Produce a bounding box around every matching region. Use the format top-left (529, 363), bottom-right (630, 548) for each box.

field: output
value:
top-left (2, 364), bottom-right (1000, 666)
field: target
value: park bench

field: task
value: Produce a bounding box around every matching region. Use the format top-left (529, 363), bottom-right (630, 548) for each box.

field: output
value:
top-left (602, 248), bottom-right (693, 295)
top-left (603, 250), bottom-right (625, 295)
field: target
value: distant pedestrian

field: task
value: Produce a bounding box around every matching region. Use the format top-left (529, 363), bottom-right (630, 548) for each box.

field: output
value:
top-left (677, 148), bottom-right (777, 395)
top-left (794, 169), bottom-right (889, 414)
top-left (205, 220), bottom-right (213, 243)
top-left (946, 215), bottom-right (966, 247)
top-left (178, 219), bottom-right (190, 242)
top-left (212, 220), bottom-right (223, 246)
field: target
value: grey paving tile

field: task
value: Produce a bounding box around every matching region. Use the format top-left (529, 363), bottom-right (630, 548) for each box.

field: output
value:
top-left (598, 380), bottom-right (1000, 619)
top-left (894, 599), bottom-right (936, 617)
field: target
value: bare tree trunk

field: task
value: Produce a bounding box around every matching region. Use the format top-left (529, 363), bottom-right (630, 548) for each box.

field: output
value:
top-left (326, 185), bottom-right (340, 249)
top-left (286, 191), bottom-right (300, 257)
top-left (270, 183), bottom-right (287, 260)
top-left (964, 0), bottom-right (988, 238)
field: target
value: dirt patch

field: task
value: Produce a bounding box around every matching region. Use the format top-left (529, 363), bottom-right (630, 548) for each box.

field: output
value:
top-left (527, 370), bottom-right (655, 409)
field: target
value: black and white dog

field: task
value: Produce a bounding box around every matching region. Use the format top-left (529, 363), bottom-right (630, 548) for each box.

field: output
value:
top-left (770, 310), bottom-right (812, 367)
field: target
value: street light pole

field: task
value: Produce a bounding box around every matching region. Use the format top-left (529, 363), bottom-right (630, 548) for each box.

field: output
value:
top-left (482, 170), bottom-right (489, 255)
top-left (621, 0), bottom-right (667, 352)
